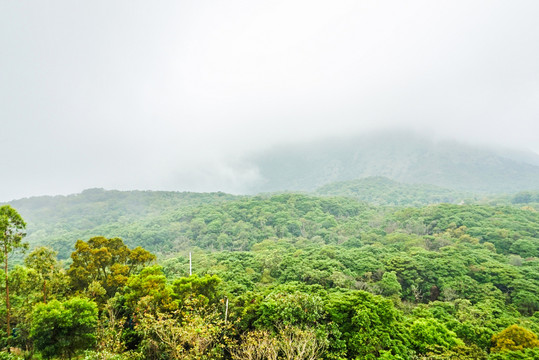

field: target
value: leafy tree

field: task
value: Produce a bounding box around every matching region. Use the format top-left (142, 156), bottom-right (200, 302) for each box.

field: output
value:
top-left (136, 307), bottom-right (228, 360)
top-left (509, 238), bottom-right (539, 258)
top-left (327, 290), bottom-right (411, 359)
top-left (24, 246), bottom-right (64, 303)
top-left (491, 325), bottom-right (539, 353)
top-left (230, 329), bottom-right (279, 360)
top-left (68, 237), bottom-right (155, 297)
top-left (121, 265), bottom-right (176, 319)
top-left (93, 299), bottom-right (129, 357)
top-left (6, 265), bottom-right (41, 355)
top-left (277, 325), bottom-right (327, 360)
top-left (489, 347), bottom-right (539, 359)
top-left (377, 271), bottom-right (402, 297)
top-left (510, 279), bottom-right (539, 316)
top-left (0, 205), bottom-right (27, 338)
top-left (412, 345), bottom-right (487, 359)
top-left (172, 274), bottom-right (222, 307)
top-left (255, 290), bottom-right (326, 330)
top-left (31, 297), bottom-right (98, 359)
top-left (409, 318), bottom-right (462, 354)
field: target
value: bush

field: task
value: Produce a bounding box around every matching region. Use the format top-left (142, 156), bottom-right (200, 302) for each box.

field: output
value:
top-left (31, 297), bottom-right (98, 359)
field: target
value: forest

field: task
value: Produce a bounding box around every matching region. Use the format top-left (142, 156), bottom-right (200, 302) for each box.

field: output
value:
top-left (5, 0), bottom-right (539, 358)
top-left (1, 186), bottom-right (539, 359)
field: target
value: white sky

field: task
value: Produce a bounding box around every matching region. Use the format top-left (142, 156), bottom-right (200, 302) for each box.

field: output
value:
top-left (1, 1), bottom-right (539, 201)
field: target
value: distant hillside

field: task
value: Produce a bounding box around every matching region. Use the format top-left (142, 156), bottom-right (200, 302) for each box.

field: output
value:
top-left (6, 188), bottom-right (238, 258)
top-left (315, 176), bottom-right (473, 206)
top-left (6, 185), bottom-right (539, 261)
top-left (245, 131), bottom-right (539, 194)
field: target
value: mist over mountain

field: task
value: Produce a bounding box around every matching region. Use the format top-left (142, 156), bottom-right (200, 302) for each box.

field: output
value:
top-left (244, 131), bottom-right (539, 194)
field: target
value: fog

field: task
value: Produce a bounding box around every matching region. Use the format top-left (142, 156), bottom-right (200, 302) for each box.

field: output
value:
top-left (1, 1), bottom-right (539, 201)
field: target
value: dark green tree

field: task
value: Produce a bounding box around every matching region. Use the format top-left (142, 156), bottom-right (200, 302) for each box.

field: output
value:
top-left (327, 290), bottom-right (411, 359)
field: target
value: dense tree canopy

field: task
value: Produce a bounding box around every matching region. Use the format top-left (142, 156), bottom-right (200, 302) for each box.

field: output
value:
top-left (68, 236), bottom-right (155, 297)
top-left (31, 297), bottom-right (98, 359)
top-left (1, 190), bottom-right (539, 359)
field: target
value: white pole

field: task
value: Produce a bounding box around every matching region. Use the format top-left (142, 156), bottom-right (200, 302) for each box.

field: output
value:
top-left (225, 297), bottom-right (229, 323)
top-left (189, 252), bottom-right (192, 276)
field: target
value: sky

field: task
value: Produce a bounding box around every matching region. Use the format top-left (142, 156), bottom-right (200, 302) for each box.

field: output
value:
top-left (1, 0), bottom-right (539, 201)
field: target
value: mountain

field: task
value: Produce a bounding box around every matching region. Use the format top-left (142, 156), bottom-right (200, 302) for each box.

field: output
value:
top-left (244, 131), bottom-right (539, 194)
top-left (314, 176), bottom-right (473, 206)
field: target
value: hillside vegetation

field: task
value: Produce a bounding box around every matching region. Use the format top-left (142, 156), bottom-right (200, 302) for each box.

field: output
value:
top-left (7, 189), bottom-right (237, 258)
top-left (7, 186), bottom-right (539, 260)
top-left (1, 188), bottom-right (539, 359)
top-left (314, 176), bottom-right (473, 206)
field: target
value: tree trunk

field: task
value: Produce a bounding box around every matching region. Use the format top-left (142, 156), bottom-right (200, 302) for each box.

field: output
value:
top-left (43, 278), bottom-right (47, 303)
top-left (5, 244), bottom-right (10, 338)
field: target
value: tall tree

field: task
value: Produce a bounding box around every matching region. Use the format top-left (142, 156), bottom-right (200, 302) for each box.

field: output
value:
top-left (24, 246), bottom-right (60, 303)
top-left (0, 205), bottom-right (27, 338)
top-left (68, 236), bottom-right (155, 297)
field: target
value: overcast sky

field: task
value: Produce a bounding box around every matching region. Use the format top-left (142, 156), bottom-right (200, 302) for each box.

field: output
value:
top-left (1, 1), bottom-right (539, 201)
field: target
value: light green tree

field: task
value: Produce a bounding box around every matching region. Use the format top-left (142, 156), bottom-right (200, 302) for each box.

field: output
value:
top-left (378, 271), bottom-right (402, 297)
top-left (31, 297), bottom-right (98, 359)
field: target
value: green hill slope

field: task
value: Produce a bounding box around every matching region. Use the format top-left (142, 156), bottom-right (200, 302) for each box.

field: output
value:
top-left (314, 176), bottom-right (473, 206)
top-left (8, 189), bottom-right (539, 262)
top-left (6, 188), bottom-right (237, 258)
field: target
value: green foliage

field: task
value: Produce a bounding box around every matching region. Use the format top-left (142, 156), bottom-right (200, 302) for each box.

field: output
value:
top-left (377, 271), bottom-right (402, 297)
top-left (68, 236), bottom-right (155, 298)
top-left (0, 352), bottom-right (23, 360)
top-left (172, 274), bottom-right (222, 307)
top-left (135, 307), bottom-right (229, 360)
top-left (4, 187), bottom-right (539, 358)
top-left (83, 350), bottom-right (144, 360)
top-left (489, 347), bottom-right (539, 359)
top-left (0, 205), bottom-right (28, 340)
top-left (409, 317), bottom-right (463, 353)
top-left (255, 290), bottom-right (326, 330)
top-left (123, 265), bottom-right (174, 312)
top-left (0, 205), bottom-right (27, 254)
top-left (24, 246), bottom-right (68, 303)
top-left (9, 189), bottom-right (237, 259)
top-left (327, 290), bottom-right (411, 359)
top-left (511, 191), bottom-right (539, 204)
top-left (510, 238), bottom-right (539, 258)
top-left (491, 324), bottom-right (539, 353)
top-left (31, 297), bottom-right (98, 359)
top-left (316, 176), bottom-right (471, 206)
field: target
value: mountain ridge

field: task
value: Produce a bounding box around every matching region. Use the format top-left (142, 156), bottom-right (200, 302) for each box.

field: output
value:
top-left (244, 132), bottom-right (539, 194)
